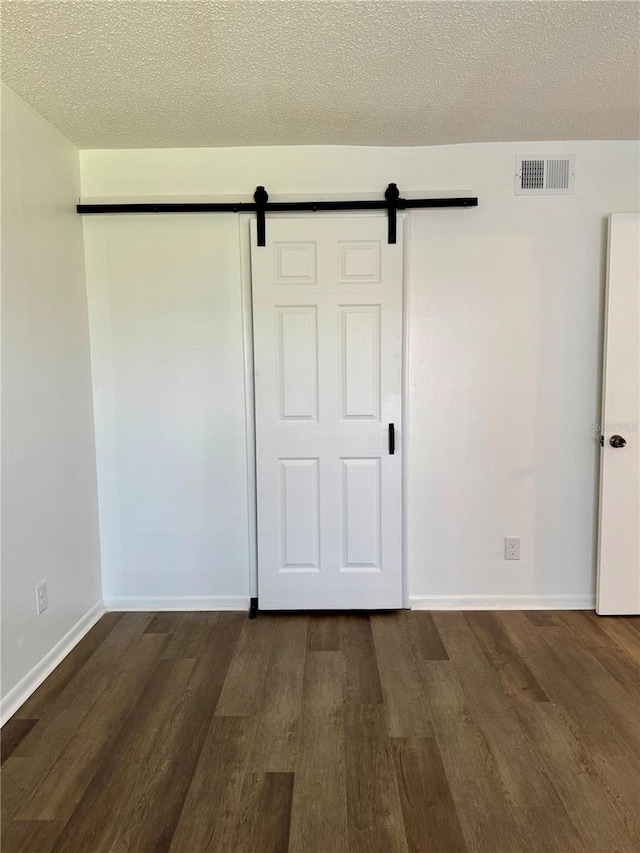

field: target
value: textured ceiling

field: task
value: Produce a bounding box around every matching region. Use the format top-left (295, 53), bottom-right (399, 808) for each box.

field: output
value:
top-left (1, 1), bottom-right (639, 149)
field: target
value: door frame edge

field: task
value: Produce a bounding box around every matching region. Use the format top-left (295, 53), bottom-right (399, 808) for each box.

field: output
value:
top-left (400, 214), bottom-right (410, 608)
top-left (238, 214), bottom-right (259, 601)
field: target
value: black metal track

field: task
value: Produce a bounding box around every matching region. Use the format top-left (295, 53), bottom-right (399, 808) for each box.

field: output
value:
top-left (76, 197), bottom-right (478, 214)
top-left (77, 184), bottom-right (478, 246)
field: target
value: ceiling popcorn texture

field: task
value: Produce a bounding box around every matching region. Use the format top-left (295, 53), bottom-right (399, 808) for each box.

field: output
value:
top-left (1, 0), bottom-right (639, 149)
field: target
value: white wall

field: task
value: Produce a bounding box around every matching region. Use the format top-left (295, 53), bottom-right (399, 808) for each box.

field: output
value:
top-left (81, 140), bottom-right (640, 608)
top-left (1, 85), bottom-right (102, 712)
top-left (83, 215), bottom-right (250, 606)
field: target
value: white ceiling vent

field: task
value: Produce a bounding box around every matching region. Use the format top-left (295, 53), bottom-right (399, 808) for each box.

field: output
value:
top-left (515, 156), bottom-right (575, 195)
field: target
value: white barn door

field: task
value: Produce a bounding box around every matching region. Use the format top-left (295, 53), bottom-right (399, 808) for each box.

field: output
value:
top-left (251, 216), bottom-right (403, 610)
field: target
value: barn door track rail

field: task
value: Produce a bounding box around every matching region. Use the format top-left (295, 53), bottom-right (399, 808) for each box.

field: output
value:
top-left (77, 184), bottom-right (478, 247)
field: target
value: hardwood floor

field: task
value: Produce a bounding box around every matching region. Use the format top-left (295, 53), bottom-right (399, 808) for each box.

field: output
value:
top-left (2, 610), bottom-right (639, 852)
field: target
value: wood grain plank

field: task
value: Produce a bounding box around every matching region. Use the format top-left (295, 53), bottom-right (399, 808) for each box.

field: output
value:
top-left (215, 616), bottom-right (277, 716)
top-left (105, 613), bottom-right (244, 850)
top-left (17, 673), bottom-right (112, 765)
top-left (288, 652), bottom-right (348, 853)
top-left (464, 611), bottom-right (548, 703)
top-left (515, 702), bottom-right (638, 852)
top-left (107, 679), bottom-right (221, 849)
top-left (525, 611), bottom-right (558, 627)
top-left (589, 645), bottom-right (640, 702)
top-left (371, 612), bottom-right (433, 737)
top-left (344, 703), bottom-right (409, 853)
top-left (49, 657), bottom-right (196, 853)
top-left (144, 612), bottom-right (178, 633)
top-left (307, 615), bottom-right (340, 651)
top-left (1, 719), bottom-right (37, 766)
top-left (199, 612), bottom-right (247, 687)
top-left (499, 611), bottom-right (640, 847)
top-left (12, 613), bottom-right (158, 762)
top-left (589, 613), bottom-right (640, 662)
top-left (557, 611), bottom-right (617, 647)
top-left (433, 613), bottom-right (560, 808)
top-left (21, 633), bottom-right (167, 820)
top-left (169, 716), bottom-right (255, 853)
top-left (0, 820), bottom-right (66, 853)
top-left (230, 772), bottom-right (294, 853)
top-left (91, 614), bottom-right (243, 848)
top-left (14, 613), bottom-right (124, 719)
top-left (392, 737), bottom-right (467, 853)
top-left (412, 612), bottom-right (449, 660)
top-left (161, 611), bottom-right (217, 659)
top-left (249, 615), bottom-right (307, 772)
top-left (538, 622), bottom-right (640, 760)
top-left (338, 615), bottom-right (383, 704)
top-left (420, 660), bottom-right (525, 853)
top-left (510, 806), bottom-right (595, 853)
top-left (1, 757), bottom-right (43, 825)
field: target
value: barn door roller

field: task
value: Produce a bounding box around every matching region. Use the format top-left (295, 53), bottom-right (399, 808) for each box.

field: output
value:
top-left (77, 184), bottom-right (478, 247)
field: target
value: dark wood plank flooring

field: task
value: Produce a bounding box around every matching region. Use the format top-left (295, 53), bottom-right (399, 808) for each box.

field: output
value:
top-left (2, 610), bottom-right (639, 852)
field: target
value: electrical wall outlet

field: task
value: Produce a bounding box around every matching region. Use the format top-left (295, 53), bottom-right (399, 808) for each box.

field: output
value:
top-left (36, 581), bottom-right (48, 615)
top-left (504, 537), bottom-right (521, 560)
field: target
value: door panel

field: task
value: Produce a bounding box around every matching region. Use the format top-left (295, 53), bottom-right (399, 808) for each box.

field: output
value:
top-left (280, 458), bottom-right (320, 570)
top-left (252, 216), bottom-right (403, 610)
top-left (597, 213), bottom-right (640, 615)
top-left (340, 305), bottom-right (381, 420)
top-left (277, 307), bottom-right (318, 421)
top-left (341, 458), bottom-right (382, 570)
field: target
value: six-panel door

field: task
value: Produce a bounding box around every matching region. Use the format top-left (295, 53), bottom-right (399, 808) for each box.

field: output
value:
top-left (251, 216), bottom-right (403, 609)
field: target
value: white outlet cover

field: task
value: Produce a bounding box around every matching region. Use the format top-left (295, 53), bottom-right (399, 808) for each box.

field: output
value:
top-left (504, 537), bottom-right (521, 560)
top-left (36, 581), bottom-right (48, 614)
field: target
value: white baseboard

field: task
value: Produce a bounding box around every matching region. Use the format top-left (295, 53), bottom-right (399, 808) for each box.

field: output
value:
top-left (107, 593), bottom-right (595, 612)
top-left (1, 600), bottom-right (106, 727)
top-left (103, 595), bottom-right (250, 611)
top-left (409, 594), bottom-right (596, 610)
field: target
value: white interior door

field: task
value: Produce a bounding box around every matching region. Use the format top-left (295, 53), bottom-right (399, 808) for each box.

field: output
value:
top-left (251, 216), bottom-right (403, 610)
top-left (597, 213), bottom-right (640, 615)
